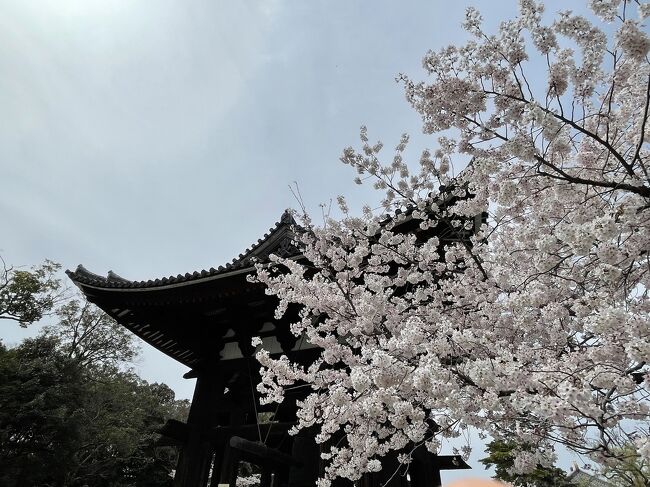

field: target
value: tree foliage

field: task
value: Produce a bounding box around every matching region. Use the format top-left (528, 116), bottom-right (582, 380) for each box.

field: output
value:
top-left (43, 299), bottom-right (140, 369)
top-left (0, 337), bottom-right (87, 486)
top-left (0, 258), bottom-right (63, 326)
top-left (0, 301), bottom-right (189, 486)
top-left (480, 440), bottom-right (575, 487)
top-left (252, 1), bottom-right (650, 484)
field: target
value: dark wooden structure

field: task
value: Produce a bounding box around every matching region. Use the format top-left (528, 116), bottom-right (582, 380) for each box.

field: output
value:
top-left (67, 209), bottom-right (473, 487)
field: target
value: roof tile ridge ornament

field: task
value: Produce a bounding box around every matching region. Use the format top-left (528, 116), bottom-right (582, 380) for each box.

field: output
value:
top-left (66, 210), bottom-right (303, 289)
top-left (68, 264), bottom-right (107, 283)
top-left (280, 208), bottom-right (296, 225)
top-left (229, 210), bottom-right (298, 267)
top-left (107, 270), bottom-right (131, 283)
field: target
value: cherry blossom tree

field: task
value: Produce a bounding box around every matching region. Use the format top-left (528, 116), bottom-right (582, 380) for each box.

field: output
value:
top-left (253, 1), bottom-right (650, 484)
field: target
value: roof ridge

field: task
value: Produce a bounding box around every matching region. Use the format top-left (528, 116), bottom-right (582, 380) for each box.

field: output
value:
top-left (67, 211), bottom-right (299, 290)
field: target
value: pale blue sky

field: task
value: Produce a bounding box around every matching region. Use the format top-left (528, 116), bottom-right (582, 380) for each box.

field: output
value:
top-left (1, 0), bottom-right (593, 478)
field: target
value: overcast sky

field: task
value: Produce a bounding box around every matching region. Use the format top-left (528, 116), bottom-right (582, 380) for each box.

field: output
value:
top-left (1, 0), bottom-right (593, 477)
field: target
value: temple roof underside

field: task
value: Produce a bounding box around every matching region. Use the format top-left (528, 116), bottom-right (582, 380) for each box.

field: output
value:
top-left (66, 211), bottom-right (300, 369)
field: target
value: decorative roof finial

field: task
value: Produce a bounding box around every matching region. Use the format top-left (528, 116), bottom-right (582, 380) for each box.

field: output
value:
top-left (280, 209), bottom-right (295, 224)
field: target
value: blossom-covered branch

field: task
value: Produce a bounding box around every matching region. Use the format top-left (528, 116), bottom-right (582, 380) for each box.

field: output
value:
top-left (253, 1), bottom-right (650, 484)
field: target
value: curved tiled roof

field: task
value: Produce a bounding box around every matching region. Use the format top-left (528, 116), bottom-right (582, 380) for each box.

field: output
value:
top-left (567, 468), bottom-right (612, 487)
top-left (66, 210), bottom-right (299, 290)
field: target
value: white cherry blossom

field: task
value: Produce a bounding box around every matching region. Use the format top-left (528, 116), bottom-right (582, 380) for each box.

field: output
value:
top-left (252, 1), bottom-right (650, 484)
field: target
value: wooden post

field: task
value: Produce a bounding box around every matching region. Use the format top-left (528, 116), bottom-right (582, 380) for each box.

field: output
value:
top-left (288, 428), bottom-right (320, 487)
top-left (409, 448), bottom-right (471, 487)
top-left (361, 453), bottom-right (409, 487)
top-left (174, 373), bottom-right (224, 487)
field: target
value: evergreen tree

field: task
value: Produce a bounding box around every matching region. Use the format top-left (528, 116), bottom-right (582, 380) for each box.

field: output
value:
top-left (0, 299), bottom-right (189, 486)
top-left (480, 440), bottom-right (575, 487)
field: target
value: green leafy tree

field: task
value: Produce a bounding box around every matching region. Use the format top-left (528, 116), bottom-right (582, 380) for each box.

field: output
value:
top-left (481, 440), bottom-right (576, 487)
top-left (0, 336), bottom-right (87, 486)
top-left (43, 299), bottom-right (140, 368)
top-left (61, 370), bottom-right (189, 487)
top-left (0, 257), bottom-right (63, 326)
top-left (0, 298), bottom-right (190, 486)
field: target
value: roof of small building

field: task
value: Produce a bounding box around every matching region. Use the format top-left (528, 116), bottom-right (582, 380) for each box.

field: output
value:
top-left (64, 210), bottom-right (302, 368)
top-left (567, 467), bottom-right (613, 487)
top-left (67, 183), bottom-right (477, 292)
top-left (66, 210), bottom-right (297, 291)
top-left (64, 188), bottom-right (480, 369)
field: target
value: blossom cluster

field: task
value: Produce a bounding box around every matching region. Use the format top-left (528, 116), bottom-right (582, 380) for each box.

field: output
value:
top-left (252, 1), bottom-right (650, 484)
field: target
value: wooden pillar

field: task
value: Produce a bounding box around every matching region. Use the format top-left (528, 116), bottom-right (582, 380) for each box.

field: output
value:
top-left (410, 448), bottom-right (439, 487)
top-left (409, 449), bottom-right (471, 487)
top-left (212, 402), bottom-right (246, 485)
top-left (288, 427), bottom-right (320, 487)
top-left (360, 453), bottom-right (409, 487)
top-left (174, 373), bottom-right (224, 487)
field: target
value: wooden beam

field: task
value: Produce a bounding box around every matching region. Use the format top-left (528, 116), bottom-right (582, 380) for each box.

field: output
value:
top-left (229, 436), bottom-right (301, 470)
